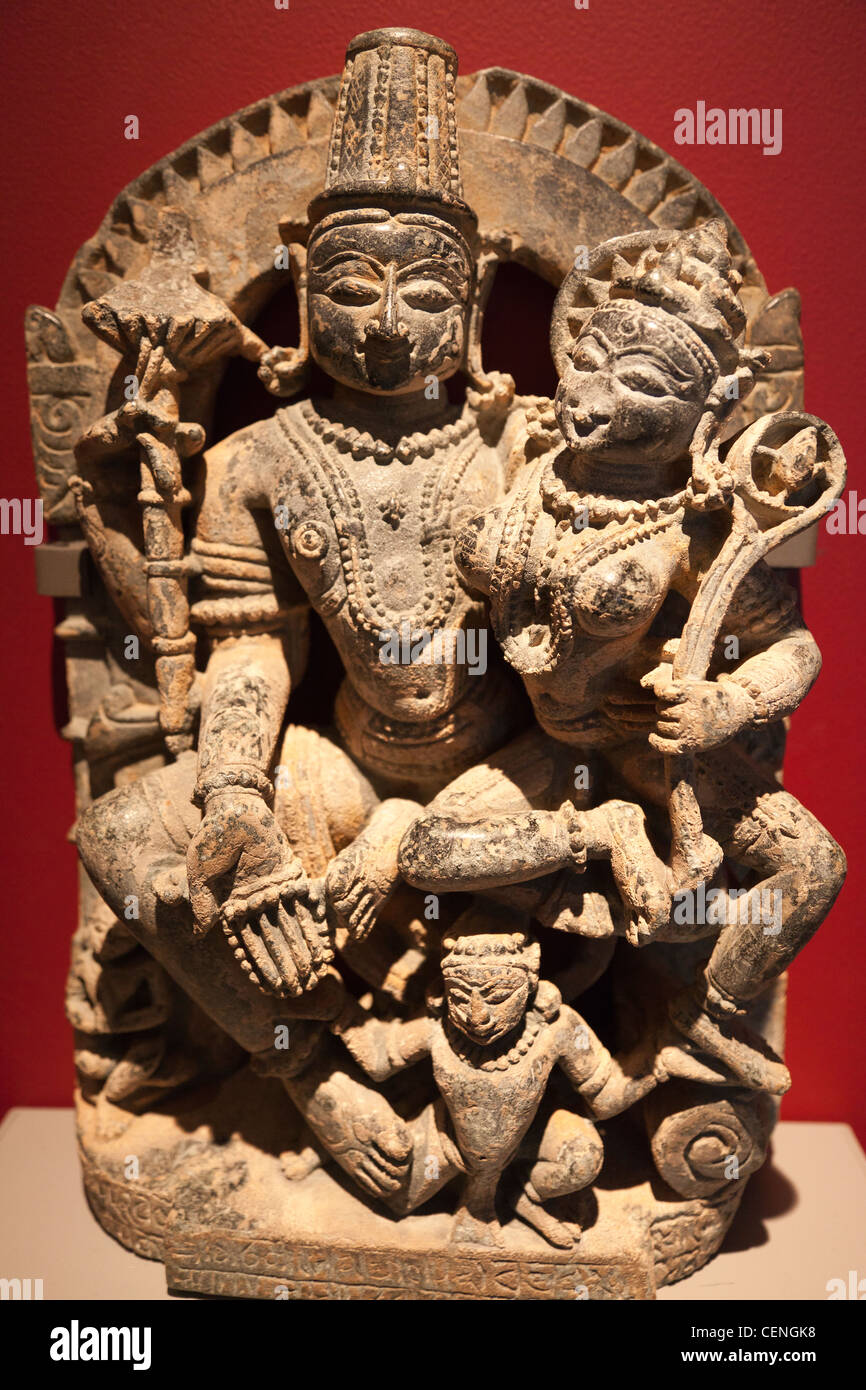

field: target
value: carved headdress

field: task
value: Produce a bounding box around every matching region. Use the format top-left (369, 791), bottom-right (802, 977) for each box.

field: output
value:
top-left (551, 219), bottom-right (749, 376)
top-left (441, 931), bottom-right (542, 977)
top-left (307, 28), bottom-right (476, 236)
top-left (437, 926), bottom-right (564, 1022)
top-left (551, 220), bottom-right (770, 501)
top-left (262, 29), bottom-right (508, 407)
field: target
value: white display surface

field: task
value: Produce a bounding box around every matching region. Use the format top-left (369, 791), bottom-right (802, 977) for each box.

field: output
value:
top-left (0, 1109), bottom-right (863, 1301)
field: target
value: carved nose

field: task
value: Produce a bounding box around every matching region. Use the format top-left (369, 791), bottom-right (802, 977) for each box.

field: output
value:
top-left (469, 991), bottom-right (489, 1029)
top-left (377, 266), bottom-right (400, 339)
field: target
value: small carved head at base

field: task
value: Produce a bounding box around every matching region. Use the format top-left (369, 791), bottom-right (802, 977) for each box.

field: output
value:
top-left (441, 931), bottom-right (541, 1046)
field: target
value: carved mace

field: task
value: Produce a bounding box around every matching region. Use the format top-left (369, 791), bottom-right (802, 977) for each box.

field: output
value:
top-left (76, 210), bottom-right (265, 754)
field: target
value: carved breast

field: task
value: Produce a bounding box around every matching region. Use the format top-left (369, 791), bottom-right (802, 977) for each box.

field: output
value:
top-left (563, 545), bottom-right (670, 639)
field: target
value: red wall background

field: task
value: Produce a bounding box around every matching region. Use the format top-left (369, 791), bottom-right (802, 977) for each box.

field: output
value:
top-left (2, 0), bottom-right (864, 1141)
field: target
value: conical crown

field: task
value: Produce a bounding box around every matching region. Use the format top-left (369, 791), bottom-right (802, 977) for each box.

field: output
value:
top-left (308, 28), bottom-right (476, 231)
top-left (608, 220), bottom-right (746, 372)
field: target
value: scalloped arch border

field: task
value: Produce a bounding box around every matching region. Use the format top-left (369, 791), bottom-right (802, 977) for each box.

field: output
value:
top-left (60, 65), bottom-right (766, 315)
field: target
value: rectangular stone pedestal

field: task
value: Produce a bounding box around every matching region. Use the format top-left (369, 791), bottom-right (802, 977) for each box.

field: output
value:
top-left (164, 1228), bottom-right (653, 1300)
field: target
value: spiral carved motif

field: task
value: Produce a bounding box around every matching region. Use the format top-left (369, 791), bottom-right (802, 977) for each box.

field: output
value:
top-left (645, 1084), bottom-right (771, 1199)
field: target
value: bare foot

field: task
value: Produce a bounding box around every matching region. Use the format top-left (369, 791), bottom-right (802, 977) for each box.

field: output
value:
top-left (670, 990), bottom-right (791, 1095)
top-left (514, 1188), bottom-right (581, 1249)
top-left (450, 1208), bottom-right (504, 1247)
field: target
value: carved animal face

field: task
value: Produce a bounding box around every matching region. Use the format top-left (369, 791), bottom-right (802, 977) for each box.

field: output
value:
top-left (443, 965), bottom-right (531, 1045)
top-left (554, 302), bottom-right (711, 467)
top-left (306, 216), bottom-right (472, 395)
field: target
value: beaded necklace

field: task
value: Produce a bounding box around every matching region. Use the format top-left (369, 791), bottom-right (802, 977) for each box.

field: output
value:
top-left (299, 399), bottom-right (473, 465)
top-left (445, 1007), bottom-right (546, 1072)
top-left (490, 454), bottom-right (688, 676)
top-left (277, 403), bottom-right (483, 640)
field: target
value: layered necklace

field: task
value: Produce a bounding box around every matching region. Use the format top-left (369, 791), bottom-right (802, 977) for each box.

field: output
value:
top-left (299, 399), bottom-right (474, 465)
top-left (489, 449), bottom-right (688, 676)
top-left (541, 451), bottom-right (689, 528)
top-left (278, 401), bottom-right (483, 641)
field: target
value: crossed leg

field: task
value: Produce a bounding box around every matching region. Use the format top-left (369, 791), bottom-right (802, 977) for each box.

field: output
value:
top-left (515, 1109), bottom-right (604, 1248)
top-left (75, 729), bottom-right (433, 1203)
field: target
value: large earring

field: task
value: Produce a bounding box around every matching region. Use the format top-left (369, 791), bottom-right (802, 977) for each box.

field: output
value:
top-left (465, 245), bottom-right (515, 435)
top-left (255, 243), bottom-right (311, 398)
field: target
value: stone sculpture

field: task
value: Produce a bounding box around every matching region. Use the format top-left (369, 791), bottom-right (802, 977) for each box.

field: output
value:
top-left (29, 26), bottom-right (846, 1298)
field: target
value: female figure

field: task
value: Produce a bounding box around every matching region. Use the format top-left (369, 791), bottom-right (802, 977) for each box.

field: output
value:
top-left (398, 221), bottom-right (846, 1096)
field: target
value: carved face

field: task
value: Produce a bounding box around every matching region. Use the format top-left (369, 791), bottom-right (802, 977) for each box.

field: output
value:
top-left (306, 215), bottom-right (472, 395)
top-left (443, 965), bottom-right (532, 1045)
top-left (554, 302), bottom-right (712, 467)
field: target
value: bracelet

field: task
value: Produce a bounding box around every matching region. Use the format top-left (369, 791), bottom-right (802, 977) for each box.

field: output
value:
top-left (557, 803), bottom-right (588, 872)
top-left (718, 674), bottom-right (764, 724)
top-left (193, 764), bottom-right (274, 808)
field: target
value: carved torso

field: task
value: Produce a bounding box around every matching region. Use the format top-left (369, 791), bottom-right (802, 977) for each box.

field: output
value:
top-left (193, 395), bottom-right (529, 789)
top-left (430, 1009), bottom-right (564, 1174)
top-left (458, 455), bottom-right (698, 744)
top-left (271, 398), bottom-right (504, 722)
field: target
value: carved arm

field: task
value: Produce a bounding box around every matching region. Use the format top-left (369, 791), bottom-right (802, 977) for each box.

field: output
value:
top-left (398, 809), bottom-right (582, 893)
top-left (331, 1000), bottom-right (434, 1083)
top-left (557, 1005), bottom-right (659, 1119)
top-left (195, 632), bottom-right (294, 801)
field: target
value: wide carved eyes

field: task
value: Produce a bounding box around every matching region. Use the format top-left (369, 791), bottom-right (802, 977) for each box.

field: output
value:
top-left (617, 369), bottom-right (671, 397)
top-left (447, 984), bottom-right (519, 1006)
top-left (320, 276), bottom-right (457, 312)
top-left (400, 280), bottom-right (458, 312)
top-left (324, 277), bottom-right (380, 306)
top-left (484, 988), bottom-right (519, 1005)
top-left (568, 347), bottom-right (675, 398)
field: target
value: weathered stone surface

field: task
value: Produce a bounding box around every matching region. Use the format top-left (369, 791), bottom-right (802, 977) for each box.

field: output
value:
top-left (31, 26), bottom-right (845, 1298)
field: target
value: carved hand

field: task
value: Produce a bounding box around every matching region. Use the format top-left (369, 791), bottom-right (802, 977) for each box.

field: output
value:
top-left (187, 788), bottom-right (332, 995)
top-left (641, 667), bottom-right (756, 754)
top-left (75, 391), bottom-right (204, 465)
top-left (222, 874), bottom-right (332, 999)
top-left (326, 841), bottom-right (395, 941)
top-left (187, 788), bottom-right (291, 931)
top-left (326, 798), bottom-right (422, 941)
